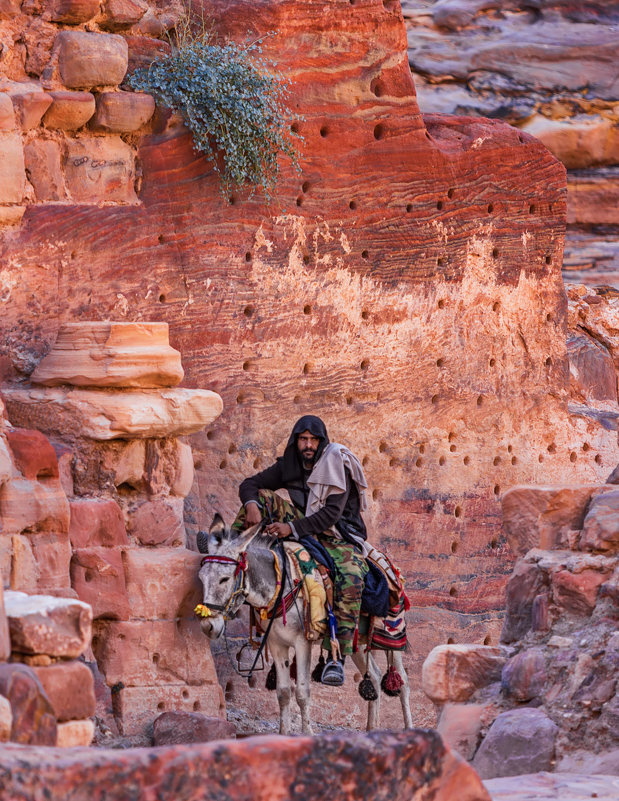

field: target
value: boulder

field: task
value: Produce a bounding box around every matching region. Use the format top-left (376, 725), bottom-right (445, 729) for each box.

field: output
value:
top-left (127, 497), bottom-right (185, 546)
top-left (580, 489), bottom-right (619, 553)
top-left (24, 140), bottom-right (64, 200)
top-left (42, 91), bottom-right (95, 130)
top-left (123, 547), bottom-right (202, 619)
top-left (56, 31), bottom-right (128, 89)
top-left (170, 440), bottom-right (194, 497)
top-left (567, 335), bottom-right (617, 404)
top-left (8, 87), bottom-right (52, 130)
top-left (472, 708), bottom-right (558, 780)
top-left (32, 321), bottom-right (184, 389)
top-left (64, 137), bottom-right (136, 204)
top-left (68, 498), bottom-right (128, 548)
top-left (101, 0), bottom-right (148, 29)
top-left (3, 386), bottom-right (223, 440)
top-left (32, 660), bottom-right (95, 721)
top-left (90, 91), bottom-right (155, 133)
top-left (0, 695), bottom-right (12, 742)
top-left (0, 133), bottom-right (25, 204)
top-left (152, 710), bottom-right (236, 746)
top-left (551, 566), bottom-right (609, 616)
top-left (437, 702), bottom-right (495, 761)
top-left (0, 436), bottom-right (14, 484)
top-left (0, 207), bottom-right (25, 227)
top-left (484, 772), bottom-right (619, 801)
top-left (501, 648), bottom-right (546, 702)
top-left (0, 663), bottom-right (57, 745)
top-left (56, 718), bottom-right (95, 747)
top-left (5, 427), bottom-right (59, 481)
top-left (521, 115), bottom-right (619, 170)
top-left (70, 547), bottom-right (130, 620)
top-left (0, 477), bottom-right (69, 534)
top-left (0, 94), bottom-right (15, 130)
top-left (422, 644), bottom-right (507, 704)
top-left (4, 591), bottom-right (92, 658)
top-left (124, 34), bottom-right (171, 72)
top-left (49, 0), bottom-right (99, 23)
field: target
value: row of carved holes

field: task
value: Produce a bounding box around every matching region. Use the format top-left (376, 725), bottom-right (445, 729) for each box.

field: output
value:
top-left (447, 636), bottom-right (493, 645)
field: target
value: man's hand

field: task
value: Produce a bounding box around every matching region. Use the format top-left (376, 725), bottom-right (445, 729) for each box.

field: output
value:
top-left (245, 503), bottom-right (262, 527)
top-left (264, 522), bottom-right (292, 539)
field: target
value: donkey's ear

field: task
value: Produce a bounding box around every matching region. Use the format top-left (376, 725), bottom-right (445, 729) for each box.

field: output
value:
top-left (209, 513), bottom-right (228, 544)
top-left (196, 530), bottom-right (209, 554)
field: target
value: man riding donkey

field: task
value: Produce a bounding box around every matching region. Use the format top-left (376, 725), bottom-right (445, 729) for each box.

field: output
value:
top-left (232, 414), bottom-right (408, 688)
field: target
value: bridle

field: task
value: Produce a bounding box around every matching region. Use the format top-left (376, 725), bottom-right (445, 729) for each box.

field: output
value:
top-left (199, 552), bottom-right (248, 620)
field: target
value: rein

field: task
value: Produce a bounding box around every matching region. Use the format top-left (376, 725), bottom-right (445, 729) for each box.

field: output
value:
top-left (199, 552), bottom-right (248, 619)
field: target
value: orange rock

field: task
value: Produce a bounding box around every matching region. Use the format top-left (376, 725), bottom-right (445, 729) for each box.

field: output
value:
top-left (0, 436), bottom-right (16, 484)
top-left (580, 489), bottom-right (619, 553)
top-left (0, 478), bottom-right (69, 534)
top-left (0, 584), bottom-right (10, 661)
top-left (437, 702), bottom-right (495, 761)
top-left (68, 498), bottom-right (128, 548)
top-left (56, 718), bottom-right (94, 746)
top-left (32, 661), bottom-right (95, 721)
top-left (64, 137), bottom-right (136, 204)
top-left (49, 0), bottom-right (99, 24)
top-left (567, 172), bottom-right (619, 227)
top-left (0, 133), bottom-right (25, 204)
top-left (90, 91), bottom-right (155, 133)
top-left (522, 115), bottom-right (619, 170)
top-left (0, 663), bottom-right (56, 745)
top-left (127, 497), bottom-right (185, 546)
top-left (70, 547), bottom-right (130, 620)
top-left (101, 0), bottom-right (148, 30)
top-left (42, 91), bottom-right (95, 131)
top-left (422, 644), bottom-right (507, 704)
top-left (123, 547), bottom-right (202, 619)
top-left (31, 322), bottom-right (184, 388)
top-left (8, 87), bottom-right (52, 130)
top-left (11, 532), bottom-right (72, 594)
top-left (5, 427), bottom-right (59, 481)
top-left (56, 31), bottom-right (128, 89)
top-left (0, 94), bottom-right (15, 131)
top-left (552, 567), bottom-right (609, 616)
top-left (567, 334), bottom-right (617, 404)
top-left (0, 695), bottom-right (12, 742)
top-left (124, 34), bottom-right (171, 72)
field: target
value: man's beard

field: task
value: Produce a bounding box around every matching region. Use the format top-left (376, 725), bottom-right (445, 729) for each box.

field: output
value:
top-left (302, 449), bottom-right (317, 468)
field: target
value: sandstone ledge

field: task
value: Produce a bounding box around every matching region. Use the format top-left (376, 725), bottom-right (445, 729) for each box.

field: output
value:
top-left (2, 386), bottom-right (223, 440)
top-left (0, 730), bottom-right (491, 801)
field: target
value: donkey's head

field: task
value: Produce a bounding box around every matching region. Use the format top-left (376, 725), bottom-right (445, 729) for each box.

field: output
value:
top-left (196, 514), bottom-right (261, 639)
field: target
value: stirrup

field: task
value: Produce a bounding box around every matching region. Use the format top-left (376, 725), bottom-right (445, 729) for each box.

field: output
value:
top-left (321, 658), bottom-right (345, 686)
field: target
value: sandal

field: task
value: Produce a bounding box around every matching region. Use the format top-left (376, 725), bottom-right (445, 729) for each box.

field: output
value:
top-left (321, 658), bottom-right (345, 686)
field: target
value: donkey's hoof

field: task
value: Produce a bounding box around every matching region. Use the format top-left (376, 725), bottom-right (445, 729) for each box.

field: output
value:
top-left (321, 658), bottom-right (345, 686)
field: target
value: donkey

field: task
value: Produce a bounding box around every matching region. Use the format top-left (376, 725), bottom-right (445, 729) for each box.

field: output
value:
top-left (197, 514), bottom-right (413, 734)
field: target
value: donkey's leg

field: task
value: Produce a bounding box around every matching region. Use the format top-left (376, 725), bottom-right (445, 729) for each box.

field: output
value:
top-left (270, 641), bottom-right (292, 735)
top-left (294, 638), bottom-right (314, 735)
top-left (392, 650), bottom-right (414, 729)
top-left (351, 651), bottom-right (382, 731)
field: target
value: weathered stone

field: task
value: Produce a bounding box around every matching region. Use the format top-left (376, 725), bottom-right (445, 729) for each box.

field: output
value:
top-left (3, 386), bottom-right (223, 440)
top-left (70, 547), bottom-right (130, 620)
top-left (90, 91), bottom-right (155, 133)
top-left (42, 91), bottom-right (95, 131)
top-left (0, 663), bottom-right (57, 745)
top-left (472, 708), bottom-right (558, 780)
top-left (0, 584), bottom-right (10, 662)
top-left (32, 661), bottom-right (95, 721)
top-left (32, 322), bottom-right (184, 388)
top-left (501, 559), bottom-right (549, 643)
top-left (56, 31), bottom-right (128, 89)
top-left (5, 427), bottom-right (59, 481)
top-left (4, 590), bottom-right (92, 658)
top-left (56, 718), bottom-right (94, 746)
top-left (531, 592), bottom-right (550, 633)
top-left (93, 618), bottom-right (217, 687)
top-left (552, 567), bottom-right (608, 616)
top-left (123, 547), bottom-right (202, 619)
top-left (580, 489), bottom-right (619, 553)
top-left (501, 648), bottom-right (546, 702)
top-left (484, 772), bottom-right (619, 801)
top-left (567, 171), bottom-right (619, 228)
top-left (0, 730), bottom-right (492, 800)
top-left (422, 644), bottom-right (506, 704)
top-left (0, 207), bottom-right (25, 227)
top-left (521, 115), bottom-right (619, 171)
top-left (567, 335), bottom-right (617, 405)
top-left (50, 0), bottom-right (99, 23)
top-left (23, 19), bottom-right (61, 78)
top-left (68, 498), bottom-right (128, 548)
top-left (0, 478), bottom-right (69, 534)
top-left (0, 436), bottom-right (14, 484)
top-left (436, 702), bottom-right (492, 762)
top-left (0, 94), bottom-right (15, 130)
top-left (101, 0), bottom-right (148, 29)
top-left (11, 532), bottom-right (72, 594)
top-left (152, 710), bottom-right (236, 746)
top-left (0, 133), bottom-right (25, 203)
top-left (0, 695), bottom-right (12, 742)
top-left (8, 87), bottom-right (52, 130)
top-left (171, 440), bottom-right (194, 497)
top-left (64, 137), bottom-right (136, 204)
top-left (124, 34), bottom-right (171, 72)
top-left (501, 485), bottom-right (611, 555)
top-left (127, 497), bottom-right (185, 546)
top-left (104, 440), bottom-right (146, 489)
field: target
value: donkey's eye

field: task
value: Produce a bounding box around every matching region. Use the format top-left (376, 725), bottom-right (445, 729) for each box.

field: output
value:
top-left (219, 577), bottom-right (230, 584)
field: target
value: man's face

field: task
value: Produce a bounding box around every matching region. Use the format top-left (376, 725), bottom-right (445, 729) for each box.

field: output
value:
top-left (297, 430), bottom-right (320, 467)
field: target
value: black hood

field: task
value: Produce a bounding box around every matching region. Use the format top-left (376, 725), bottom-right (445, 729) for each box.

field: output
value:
top-left (279, 415), bottom-right (329, 483)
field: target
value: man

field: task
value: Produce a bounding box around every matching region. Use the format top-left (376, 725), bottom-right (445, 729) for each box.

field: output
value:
top-left (235, 415), bottom-right (369, 686)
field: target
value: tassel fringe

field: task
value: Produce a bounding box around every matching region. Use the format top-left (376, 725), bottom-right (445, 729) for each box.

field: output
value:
top-left (381, 665), bottom-right (404, 697)
top-left (358, 673), bottom-right (378, 701)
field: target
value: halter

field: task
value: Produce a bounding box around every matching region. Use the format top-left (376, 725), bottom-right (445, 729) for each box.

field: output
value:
top-left (199, 552), bottom-right (248, 620)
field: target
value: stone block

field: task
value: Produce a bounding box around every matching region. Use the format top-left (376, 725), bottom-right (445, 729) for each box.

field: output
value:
top-left (580, 489), bottom-right (619, 553)
top-left (92, 618), bottom-right (217, 687)
top-left (43, 91), bottom-right (95, 130)
top-left (0, 583), bottom-right (11, 661)
top-left (501, 485), bottom-right (611, 555)
top-left (437, 702), bottom-right (489, 761)
top-left (5, 427), bottom-right (59, 481)
top-left (52, 442), bottom-right (74, 497)
top-left (57, 31), bottom-right (128, 89)
top-left (568, 335), bottom-right (617, 404)
top-left (551, 567), bottom-right (608, 616)
top-left (501, 559), bottom-right (549, 643)
top-left (123, 547), bottom-right (202, 619)
top-left (11, 532), bottom-right (72, 594)
top-left (4, 590), bottom-right (92, 658)
top-left (152, 710), bottom-right (235, 746)
top-left (8, 87), bottom-right (52, 130)
top-left (0, 663), bottom-right (57, 745)
top-left (50, 0), bottom-right (99, 23)
top-left (104, 440), bottom-right (146, 489)
top-left (56, 718), bottom-right (94, 746)
top-left (24, 139), bottom-right (65, 202)
top-left (171, 440), bottom-right (194, 497)
top-left (31, 322), bottom-right (184, 388)
top-left (125, 34), bottom-right (171, 73)
top-left (501, 648), bottom-right (546, 702)
top-left (0, 206), bottom-right (25, 227)
top-left (90, 91), bottom-right (155, 133)
top-left (127, 497), bottom-right (185, 546)
top-left (3, 386), bottom-right (224, 440)
top-left (472, 708), bottom-right (558, 780)
top-left (113, 683), bottom-right (224, 737)
top-left (32, 661), bottom-right (95, 721)
top-left (101, 0), bottom-right (148, 29)
top-left (421, 644), bottom-right (507, 704)
top-left (0, 694), bottom-right (12, 742)
top-left (64, 137), bottom-right (136, 204)
top-left (0, 132), bottom-right (25, 203)
top-left (0, 93), bottom-right (15, 130)
top-left (0, 478), bottom-right (69, 534)
top-left (69, 498), bottom-right (128, 548)
top-left (71, 547), bottom-right (130, 620)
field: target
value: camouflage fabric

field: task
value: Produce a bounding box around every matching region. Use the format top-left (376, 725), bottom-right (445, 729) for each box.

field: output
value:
top-left (233, 489), bottom-right (367, 655)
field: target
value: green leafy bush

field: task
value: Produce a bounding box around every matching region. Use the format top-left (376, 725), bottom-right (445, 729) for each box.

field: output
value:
top-left (127, 25), bottom-right (301, 200)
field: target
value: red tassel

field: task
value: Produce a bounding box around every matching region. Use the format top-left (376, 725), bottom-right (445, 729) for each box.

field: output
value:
top-left (402, 591), bottom-right (411, 612)
top-left (290, 656), bottom-right (297, 682)
top-left (381, 665), bottom-right (404, 697)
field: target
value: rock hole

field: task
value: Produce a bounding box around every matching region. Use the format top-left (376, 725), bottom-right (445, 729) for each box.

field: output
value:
top-left (206, 431), bottom-right (214, 440)
top-left (360, 359), bottom-right (369, 370)
top-left (489, 357), bottom-right (495, 367)
top-left (425, 131), bottom-right (431, 140)
top-left (538, 454), bottom-right (544, 462)
top-left (492, 248), bottom-right (499, 259)
top-left (372, 82), bottom-right (382, 98)
top-left (451, 541), bottom-right (458, 553)
top-left (463, 456), bottom-right (470, 465)
top-left (379, 441), bottom-right (387, 453)
top-left (547, 443), bottom-right (556, 453)
top-left (228, 444), bottom-right (237, 454)
top-left (448, 432), bottom-right (456, 441)
top-left (545, 255), bottom-right (552, 265)
top-left (546, 313), bottom-right (553, 322)
top-left (242, 360), bottom-right (251, 371)
top-left (415, 457), bottom-right (423, 467)
top-left (303, 304), bottom-right (312, 315)
top-left (483, 635), bottom-right (491, 645)
top-left (437, 257), bottom-right (445, 267)
top-left (438, 299), bottom-right (445, 309)
top-left (194, 458), bottom-right (203, 469)
top-left (511, 456), bottom-right (517, 465)
top-left (419, 444), bottom-right (426, 454)
top-left (182, 690), bottom-right (189, 699)
top-left (244, 305), bottom-right (254, 317)
top-left (449, 586), bottom-right (458, 597)
top-left (362, 456), bottom-right (369, 466)
top-left (582, 442), bottom-right (590, 452)
top-left (296, 196), bottom-right (303, 207)
top-left (493, 456), bottom-right (501, 466)
top-left (447, 637), bottom-right (454, 644)
top-left (436, 358), bottom-right (444, 367)
top-left (303, 362), bottom-right (312, 374)
top-left (236, 394), bottom-right (245, 404)
top-left (158, 234), bottom-right (165, 244)
top-left (431, 394), bottom-right (438, 404)
top-left (245, 252), bottom-right (252, 262)
top-left (193, 701), bottom-right (201, 711)
top-left (361, 309), bottom-right (369, 320)
top-left (84, 570), bottom-right (94, 583)
top-left (406, 203), bottom-right (412, 213)
top-left (346, 396), bottom-right (353, 405)
top-left (219, 460), bottom-right (227, 469)
top-left (389, 457), bottom-right (397, 467)
top-left (372, 489), bottom-right (380, 500)
top-left (450, 444), bottom-right (456, 452)
top-left (448, 188), bottom-right (454, 199)
top-left (159, 294), bottom-right (166, 303)
top-left (436, 201), bottom-right (443, 211)
top-left (229, 196), bottom-right (236, 205)
top-left (294, 394), bottom-right (301, 403)
top-left (529, 204), bottom-right (536, 214)
top-left (302, 181), bottom-right (310, 193)
top-left (224, 681), bottom-right (234, 701)
top-left (545, 357), bottom-right (552, 367)
top-left (373, 123), bottom-right (385, 140)
top-left (291, 123), bottom-right (299, 133)
top-left (439, 456), bottom-right (446, 466)
top-left (320, 126), bottom-right (329, 138)
top-left (253, 457), bottom-right (261, 469)
top-left (493, 485), bottom-right (500, 496)
top-left (507, 445), bottom-right (513, 453)
top-left (361, 250), bottom-right (369, 260)
top-left (157, 702), bottom-right (165, 711)
top-left (490, 539), bottom-right (498, 549)
top-left (519, 135), bottom-right (525, 144)
top-left (303, 254), bottom-right (311, 265)
top-left (595, 454), bottom-right (602, 464)
top-left (454, 506), bottom-right (461, 518)
top-left (477, 395), bottom-right (483, 406)
top-left (349, 200), bottom-right (357, 210)
top-left (570, 452), bottom-right (577, 463)
top-left (492, 301), bottom-right (500, 312)
top-left (70, 251), bottom-right (77, 260)
top-left (487, 203), bottom-right (494, 213)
